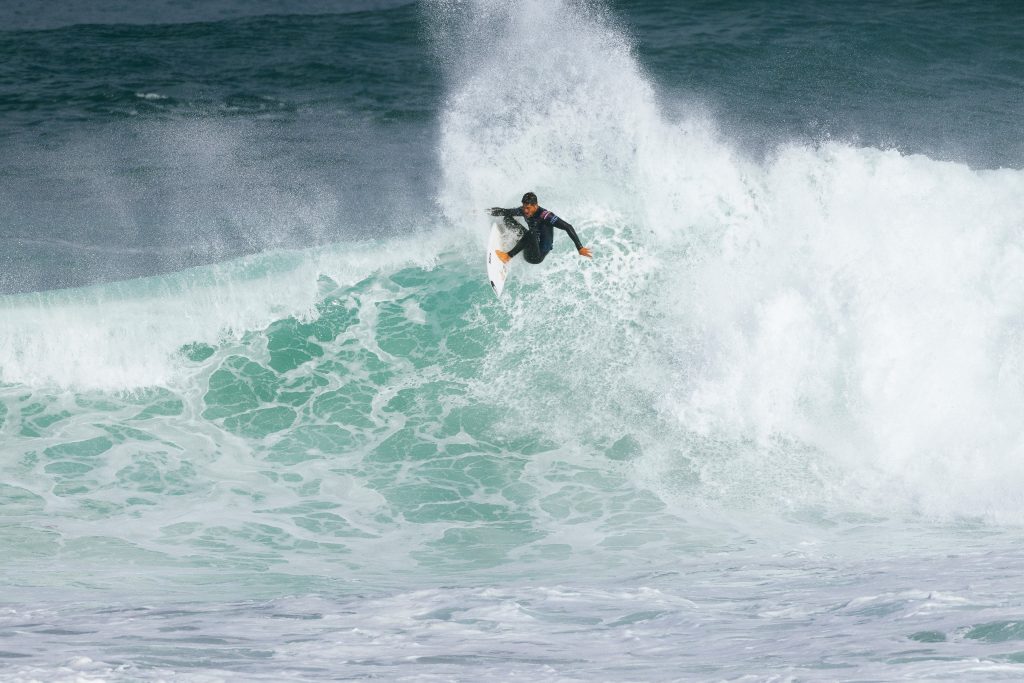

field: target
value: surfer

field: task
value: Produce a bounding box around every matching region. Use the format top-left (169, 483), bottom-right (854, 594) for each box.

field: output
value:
top-left (488, 192), bottom-right (593, 264)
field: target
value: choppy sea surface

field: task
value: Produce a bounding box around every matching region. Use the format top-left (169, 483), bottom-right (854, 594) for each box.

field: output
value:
top-left (2, 1), bottom-right (1024, 680)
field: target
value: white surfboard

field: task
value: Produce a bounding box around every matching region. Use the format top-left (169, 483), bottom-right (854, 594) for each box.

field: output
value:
top-left (486, 221), bottom-right (512, 297)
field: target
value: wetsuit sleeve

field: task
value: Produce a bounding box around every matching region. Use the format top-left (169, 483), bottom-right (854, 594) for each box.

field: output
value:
top-left (554, 217), bottom-right (584, 251)
top-left (487, 206), bottom-right (520, 218)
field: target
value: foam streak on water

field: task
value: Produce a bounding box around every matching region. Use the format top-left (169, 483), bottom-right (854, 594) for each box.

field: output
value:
top-left (7, 543), bottom-right (1024, 681)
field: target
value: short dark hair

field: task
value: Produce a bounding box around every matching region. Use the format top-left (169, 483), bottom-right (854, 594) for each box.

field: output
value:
top-left (521, 192), bottom-right (538, 205)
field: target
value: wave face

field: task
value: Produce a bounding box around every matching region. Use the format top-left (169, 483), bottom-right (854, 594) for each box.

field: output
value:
top-left (4, 0), bottom-right (1024, 680)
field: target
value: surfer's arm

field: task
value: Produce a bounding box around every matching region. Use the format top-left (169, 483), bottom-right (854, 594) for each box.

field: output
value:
top-left (553, 217), bottom-right (590, 257)
top-left (488, 207), bottom-right (522, 218)
top-left (553, 218), bottom-right (582, 249)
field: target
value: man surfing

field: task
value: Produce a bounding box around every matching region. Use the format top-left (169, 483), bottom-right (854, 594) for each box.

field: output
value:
top-left (488, 192), bottom-right (593, 264)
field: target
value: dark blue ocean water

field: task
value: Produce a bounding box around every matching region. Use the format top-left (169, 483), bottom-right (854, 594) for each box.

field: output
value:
top-left (1, 0), bottom-right (1020, 293)
top-left (628, 1), bottom-right (1024, 163)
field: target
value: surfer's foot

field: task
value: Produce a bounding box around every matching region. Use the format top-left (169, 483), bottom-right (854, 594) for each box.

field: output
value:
top-left (496, 250), bottom-right (510, 263)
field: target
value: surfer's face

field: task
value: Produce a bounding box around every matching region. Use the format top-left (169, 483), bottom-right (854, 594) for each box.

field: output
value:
top-left (522, 203), bottom-right (538, 217)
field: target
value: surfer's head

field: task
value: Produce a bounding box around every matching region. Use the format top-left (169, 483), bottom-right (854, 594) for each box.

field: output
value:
top-left (521, 192), bottom-right (539, 217)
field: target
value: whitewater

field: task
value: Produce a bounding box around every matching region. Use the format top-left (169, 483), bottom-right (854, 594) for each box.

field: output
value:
top-left (3, 0), bottom-right (1024, 680)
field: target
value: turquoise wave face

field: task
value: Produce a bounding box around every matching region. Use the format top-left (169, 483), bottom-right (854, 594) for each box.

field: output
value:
top-left (1, 240), bottom-right (690, 595)
top-left (8, 244), bottom-right (1024, 679)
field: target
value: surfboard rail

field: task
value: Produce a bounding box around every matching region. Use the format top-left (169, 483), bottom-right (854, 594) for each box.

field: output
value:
top-left (486, 222), bottom-right (511, 297)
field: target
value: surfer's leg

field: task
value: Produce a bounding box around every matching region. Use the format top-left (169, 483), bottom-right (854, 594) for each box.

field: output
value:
top-left (513, 230), bottom-right (546, 264)
top-left (522, 248), bottom-right (546, 264)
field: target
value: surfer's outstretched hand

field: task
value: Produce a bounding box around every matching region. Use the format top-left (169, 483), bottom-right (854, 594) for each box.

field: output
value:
top-left (496, 250), bottom-right (511, 263)
top-left (578, 247), bottom-right (593, 258)
top-left (487, 207), bottom-right (506, 216)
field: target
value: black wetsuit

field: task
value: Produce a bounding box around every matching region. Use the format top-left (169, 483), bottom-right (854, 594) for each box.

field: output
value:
top-left (493, 206), bottom-right (583, 264)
